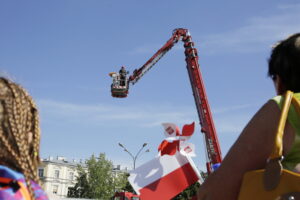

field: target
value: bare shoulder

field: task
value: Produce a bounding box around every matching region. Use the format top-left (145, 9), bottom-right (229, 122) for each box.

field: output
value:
top-left (232, 100), bottom-right (281, 163)
top-left (197, 100), bottom-right (283, 200)
top-left (242, 99), bottom-right (280, 136)
top-left (251, 100), bottom-right (280, 122)
top-left (240, 99), bottom-right (294, 156)
top-left (218, 100), bottom-right (282, 173)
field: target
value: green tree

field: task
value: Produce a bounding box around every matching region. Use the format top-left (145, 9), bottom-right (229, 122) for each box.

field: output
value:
top-left (68, 166), bottom-right (90, 198)
top-left (119, 173), bottom-right (135, 193)
top-left (68, 153), bottom-right (128, 199)
top-left (113, 171), bottom-right (130, 192)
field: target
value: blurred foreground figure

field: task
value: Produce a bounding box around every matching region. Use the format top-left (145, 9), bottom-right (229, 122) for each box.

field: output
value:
top-left (197, 33), bottom-right (300, 200)
top-left (0, 77), bottom-right (48, 200)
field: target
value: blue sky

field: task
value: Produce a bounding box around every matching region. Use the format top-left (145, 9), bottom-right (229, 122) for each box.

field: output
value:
top-left (1, 0), bottom-right (300, 171)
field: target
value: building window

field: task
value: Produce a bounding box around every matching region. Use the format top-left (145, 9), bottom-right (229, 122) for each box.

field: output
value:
top-left (54, 170), bottom-right (60, 178)
top-left (69, 172), bottom-right (74, 180)
top-left (52, 185), bottom-right (58, 194)
top-left (38, 169), bottom-right (44, 178)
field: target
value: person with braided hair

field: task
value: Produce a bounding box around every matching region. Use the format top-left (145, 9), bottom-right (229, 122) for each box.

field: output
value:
top-left (0, 77), bottom-right (48, 200)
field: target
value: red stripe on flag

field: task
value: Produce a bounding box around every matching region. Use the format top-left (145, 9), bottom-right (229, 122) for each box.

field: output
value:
top-left (139, 162), bottom-right (198, 200)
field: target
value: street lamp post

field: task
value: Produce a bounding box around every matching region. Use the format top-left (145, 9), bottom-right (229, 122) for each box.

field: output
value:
top-left (118, 142), bottom-right (149, 170)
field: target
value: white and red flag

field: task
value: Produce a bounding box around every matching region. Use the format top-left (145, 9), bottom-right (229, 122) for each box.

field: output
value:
top-left (128, 152), bottom-right (200, 200)
top-left (128, 122), bottom-right (200, 200)
top-left (159, 122), bottom-right (196, 156)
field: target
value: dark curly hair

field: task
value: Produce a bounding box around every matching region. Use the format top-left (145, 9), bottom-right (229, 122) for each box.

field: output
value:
top-left (268, 33), bottom-right (300, 92)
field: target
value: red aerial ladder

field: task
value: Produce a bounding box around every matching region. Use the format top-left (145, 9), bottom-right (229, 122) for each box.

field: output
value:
top-left (110, 28), bottom-right (222, 174)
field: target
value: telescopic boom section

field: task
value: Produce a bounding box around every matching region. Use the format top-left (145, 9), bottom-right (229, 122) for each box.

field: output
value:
top-left (182, 32), bottom-right (222, 174)
top-left (126, 28), bottom-right (222, 174)
top-left (128, 29), bottom-right (188, 85)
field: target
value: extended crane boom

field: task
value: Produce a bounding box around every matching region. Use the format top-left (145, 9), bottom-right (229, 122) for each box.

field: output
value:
top-left (110, 28), bottom-right (222, 174)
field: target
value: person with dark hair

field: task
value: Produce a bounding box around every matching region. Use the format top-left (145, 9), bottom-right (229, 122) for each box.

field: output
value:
top-left (269, 33), bottom-right (300, 94)
top-left (0, 77), bottom-right (48, 200)
top-left (119, 66), bottom-right (128, 86)
top-left (197, 33), bottom-right (300, 200)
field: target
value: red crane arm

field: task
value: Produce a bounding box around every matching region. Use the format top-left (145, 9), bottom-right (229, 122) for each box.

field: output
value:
top-left (183, 33), bottom-right (222, 173)
top-left (126, 28), bottom-right (222, 173)
top-left (128, 29), bottom-right (187, 85)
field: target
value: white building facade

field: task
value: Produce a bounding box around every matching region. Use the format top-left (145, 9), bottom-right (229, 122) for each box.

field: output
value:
top-left (38, 156), bottom-right (128, 198)
top-left (38, 156), bottom-right (84, 198)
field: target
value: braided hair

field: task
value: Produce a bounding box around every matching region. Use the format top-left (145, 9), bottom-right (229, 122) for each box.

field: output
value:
top-left (0, 77), bottom-right (41, 200)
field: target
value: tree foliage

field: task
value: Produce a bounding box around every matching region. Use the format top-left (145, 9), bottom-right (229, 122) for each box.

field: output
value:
top-left (172, 182), bottom-right (200, 200)
top-left (68, 153), bottom-right (128, 199)
top-left (120, 173), bottom-right (135, 193)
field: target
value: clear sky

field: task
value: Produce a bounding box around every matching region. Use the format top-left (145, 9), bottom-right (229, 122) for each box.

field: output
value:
top-left (1, 0), bottom-right (299, 171)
